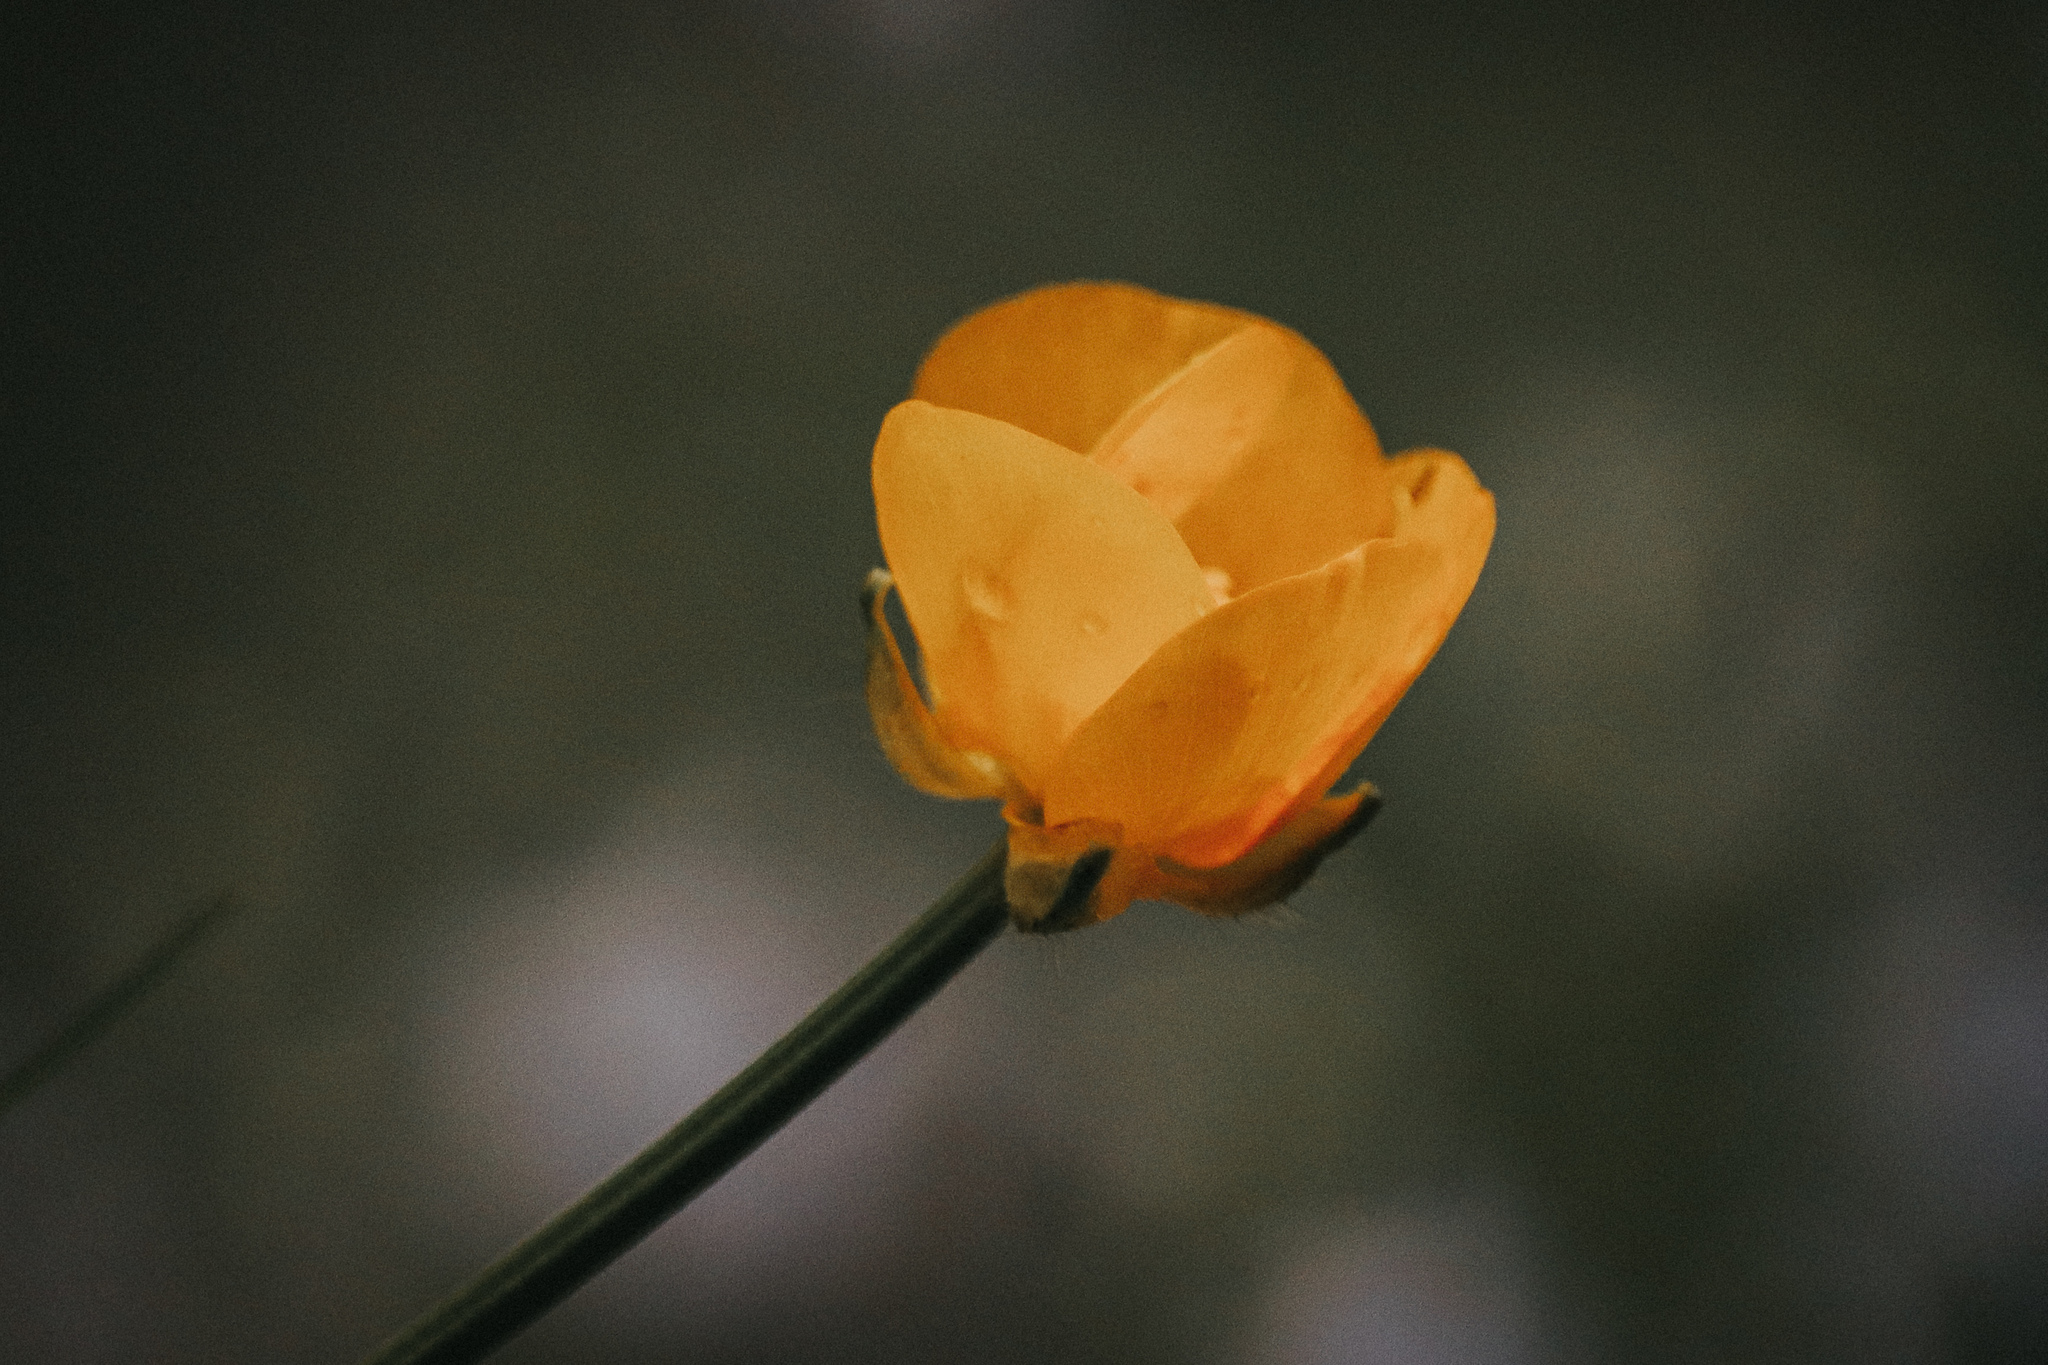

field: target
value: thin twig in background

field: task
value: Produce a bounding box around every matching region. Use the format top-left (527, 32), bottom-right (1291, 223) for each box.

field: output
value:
top-left (0, 890), bottom-right (241, 1118)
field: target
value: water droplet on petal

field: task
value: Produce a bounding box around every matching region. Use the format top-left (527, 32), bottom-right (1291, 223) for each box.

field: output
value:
top-left (1202, 567), bottom-right (1235, 606)
top-left (962, 569), bottom-right (1011, 620)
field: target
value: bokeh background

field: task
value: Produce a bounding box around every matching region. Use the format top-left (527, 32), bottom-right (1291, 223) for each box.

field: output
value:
top-left (5, 2), bottom-right (2045, 1361)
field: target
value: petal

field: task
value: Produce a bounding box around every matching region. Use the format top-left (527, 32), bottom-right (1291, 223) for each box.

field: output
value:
top-left (1146, 326), bottom-right (1399, 594)
top-left (912, 282), bottom-right (1253, 456)
top-left (913, 283), bottom-right (1397, 595)
top-left (1041, 450), bottom-right (1495, 867)
top-left (873, 400), bottom-right (1218, 794)
top-left (1085, 323), bottom-right (1299, 522)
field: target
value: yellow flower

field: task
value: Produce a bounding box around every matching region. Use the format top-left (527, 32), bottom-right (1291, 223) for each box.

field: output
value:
top-left (864, 283), bottom-right (1495, 932)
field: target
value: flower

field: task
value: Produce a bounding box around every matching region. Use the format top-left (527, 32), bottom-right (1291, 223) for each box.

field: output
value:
top-left (864, 283), bottom-right (1494, 932)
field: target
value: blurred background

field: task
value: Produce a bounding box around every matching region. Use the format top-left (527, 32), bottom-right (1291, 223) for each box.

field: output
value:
top-left (4, 2), bottom-right (2044, 1361)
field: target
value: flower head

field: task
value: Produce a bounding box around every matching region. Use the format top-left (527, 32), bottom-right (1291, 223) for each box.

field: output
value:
top-left (865, 283), bottom-right (1494, 931)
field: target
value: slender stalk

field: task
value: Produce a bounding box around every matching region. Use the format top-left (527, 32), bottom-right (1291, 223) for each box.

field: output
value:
top-left (0, 890), bottom-right (240, 1118)
top-left (360, 838), bottom-right (1015, 1365)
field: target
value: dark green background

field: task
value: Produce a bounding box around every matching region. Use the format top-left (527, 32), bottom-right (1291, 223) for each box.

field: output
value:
top-left (5, 3), bottom-right (2045, 1361)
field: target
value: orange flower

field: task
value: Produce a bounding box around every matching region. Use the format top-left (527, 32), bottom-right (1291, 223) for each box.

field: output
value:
top-left (865, 283), bottom-right (1494, 932)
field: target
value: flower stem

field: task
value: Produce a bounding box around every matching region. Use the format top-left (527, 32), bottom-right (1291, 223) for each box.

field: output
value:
top-left (0, 890), bottom-right (240, 1119)
top-left (359, 838), bottom-right (1013, 1365)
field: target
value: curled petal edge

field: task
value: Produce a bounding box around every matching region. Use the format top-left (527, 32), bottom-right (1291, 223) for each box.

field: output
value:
top-left (862, 569), bottom-right (1014, 802)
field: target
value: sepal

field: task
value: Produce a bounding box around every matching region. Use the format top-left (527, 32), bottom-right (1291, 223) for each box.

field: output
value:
top-left (1153, 785), bottom-right (1380, 916)
top-left (1000, 785), bottom-right (1379, 932)
top-left (863, 569), bottom-right (1013, 801)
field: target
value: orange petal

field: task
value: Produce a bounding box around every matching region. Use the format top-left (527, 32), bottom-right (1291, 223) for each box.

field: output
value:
top-left (1041, 450), bottom-right (1495, 867)
top-left (912, 283), bottom-right (1395, 594)
top-left (1154, 327), bottom-right (1399, 595)
top-left (912, 283), bottom-right (1253, 456)
top-left (1085, 323), bottom-right (1298, 522)
top-left (861, 569), bottom-right (1013, 801)
top-left (873, 400), bottom-right (1217, 794)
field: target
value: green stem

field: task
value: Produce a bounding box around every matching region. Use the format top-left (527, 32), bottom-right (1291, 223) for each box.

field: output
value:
top-left (360, 838), bottom-right (1013, 1365)
top-left (0, 890), bottom-right (240, 1118)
